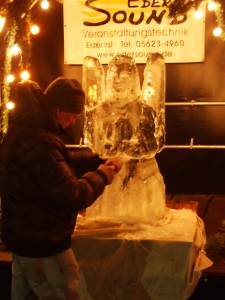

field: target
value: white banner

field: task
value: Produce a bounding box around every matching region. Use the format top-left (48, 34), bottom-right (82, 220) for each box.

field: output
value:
top-left (63, 0), bottom-right (206, 64)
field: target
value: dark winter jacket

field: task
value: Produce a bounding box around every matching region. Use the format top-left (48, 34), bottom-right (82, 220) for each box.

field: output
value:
top-left (0, 80), bottom-right (106, 257)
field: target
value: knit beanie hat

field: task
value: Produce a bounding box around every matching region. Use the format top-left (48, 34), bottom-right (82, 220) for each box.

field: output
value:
top-left (10, 80), bottom-right (45, 124)
top-left (44, 77), bottom-right (85, 114)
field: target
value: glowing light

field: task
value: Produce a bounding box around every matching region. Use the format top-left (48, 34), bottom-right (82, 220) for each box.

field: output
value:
top-left (10, 44), bottom-right (20, 55)
top-left (30, 25), bottom-right (40, 35)
top-left (0, 16), bottom-right (6, 32)
top-left (41, 0), bottom-right (50, 10)
top-left (213, 27), bottom-right (222, 37)
top-left (208, 1), bottom-right (217, 11)
top-left (194, 9), bottom-right (203, 19)
top-left (6, 74), bottom-right (15, 83)
top-left (20, 71), bottom-right (30, 80)
top-left (6, 101), bottom-right (15, 110)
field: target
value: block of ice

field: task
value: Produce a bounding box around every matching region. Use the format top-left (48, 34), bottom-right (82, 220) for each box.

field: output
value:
top-left (85, 157), bottom-right (166, 224)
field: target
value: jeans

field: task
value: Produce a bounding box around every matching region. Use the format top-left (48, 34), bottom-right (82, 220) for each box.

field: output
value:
top-left (11, 248), bottom-right (80, 300)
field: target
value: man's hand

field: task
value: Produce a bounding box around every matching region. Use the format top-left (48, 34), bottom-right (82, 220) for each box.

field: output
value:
top-left (105, 158), bottom-right (123, 173)
top-left (97, 159), bottom-right (122, 184)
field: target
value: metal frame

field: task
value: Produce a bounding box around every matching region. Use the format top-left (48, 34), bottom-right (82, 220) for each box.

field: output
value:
top-left (165, 100), bottom-right (225, 149)
top-left (66, 101), bottom-right (225, 150)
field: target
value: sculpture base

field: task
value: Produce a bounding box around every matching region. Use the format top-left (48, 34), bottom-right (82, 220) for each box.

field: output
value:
top-left (73, 209), bottom-right (212, 300)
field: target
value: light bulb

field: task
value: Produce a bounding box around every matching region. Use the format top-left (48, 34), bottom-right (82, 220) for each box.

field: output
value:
top-left (6, 101), bottom-right (15, 110)
top-left (213, 27), bottom-right (222, 37)
top-left (30, 25), bottom-right (40, 35)
top-left (208, 2), bottom-right (217, 11)
top-left (41, 0), bottom-right (50, 10)
top-left (21, 71), bottom-right (30, 80)
top-left (6, 74), bottom-right (15, 82)
top-left (10, 44), bottom-right (20, 55)
top-left (194, 9), bottom-right (203, 19)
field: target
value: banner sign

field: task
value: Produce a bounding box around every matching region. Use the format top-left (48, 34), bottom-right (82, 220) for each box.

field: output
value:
top-left (64, 0), bottom-right (206, 64)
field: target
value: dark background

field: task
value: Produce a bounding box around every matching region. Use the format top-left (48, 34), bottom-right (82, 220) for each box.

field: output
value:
top-left (1, 5), bottom-right (225, 300)
top-left (28, 2), bottom-right (225, 195)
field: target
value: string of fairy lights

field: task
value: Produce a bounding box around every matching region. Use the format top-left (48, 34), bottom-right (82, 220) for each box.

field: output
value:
top-left (0, 0), bottom-right (224, 141)
top-left (0, 0), bottom-right (56, 140)
top-left (0, 0), bottom-right (51, 88)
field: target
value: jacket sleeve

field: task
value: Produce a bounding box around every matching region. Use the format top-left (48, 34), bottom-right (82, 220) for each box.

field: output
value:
top-left (30, 140), bottom-right (108, 212)
top-left (68, 147), bottom-right (106, 177)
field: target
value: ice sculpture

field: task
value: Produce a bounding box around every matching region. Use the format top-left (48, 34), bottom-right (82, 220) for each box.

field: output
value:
top-left (82, 53), bottom-right (166, 224)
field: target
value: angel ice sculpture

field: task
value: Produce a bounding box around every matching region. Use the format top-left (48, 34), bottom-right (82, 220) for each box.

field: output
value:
top-left (82, 53), bottom-right (167, 224)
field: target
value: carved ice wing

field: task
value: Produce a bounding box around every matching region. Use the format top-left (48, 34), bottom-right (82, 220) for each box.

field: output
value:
top-left (82, 56), bottom-right (105, 110)
top-left (142, 53), bottom-right (166, 153)
top-left (142, 52), bottom-right (165, 112)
